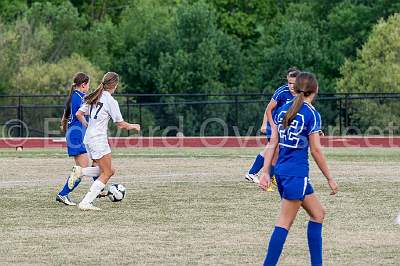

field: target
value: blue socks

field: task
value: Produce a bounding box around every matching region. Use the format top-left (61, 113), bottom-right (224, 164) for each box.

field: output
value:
top-left (263, 226), bottom-right (288, 265)
top-left (58, 175), bottom-right (99, 197)
top-left (307, 221), bottom-right (323, 266)
top-left (248, 153), bottom-right (275, 177)
top-left (263, 222), bottom-right (323, 265)
top-left (249, 153), bottom-right (265, 175)
top-left (58, 177), bottom-right (81, 196)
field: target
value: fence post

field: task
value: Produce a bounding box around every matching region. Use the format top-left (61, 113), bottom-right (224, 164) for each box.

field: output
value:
top-left (234, 95), bottom-right (239, 128)
top-left (139, 104), bottom-right (142, 132)
top-left (344, 95), bottom-right (349, 130)
top-left (18, 96), bottom-right (23, 137)
top-left (126, 95), bottom-right (130, 136)
top-left (338, 97), bottom-right (342, 136)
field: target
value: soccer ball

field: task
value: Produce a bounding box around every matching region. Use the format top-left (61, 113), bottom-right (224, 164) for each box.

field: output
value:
top-left (108, 183), bottom-right (126, 202)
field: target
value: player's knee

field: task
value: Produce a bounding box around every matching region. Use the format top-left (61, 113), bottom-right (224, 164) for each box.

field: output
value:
top-left (313, 207), bottom-right (326, 223)
top-left (103, 168), bottom-right (115, 178)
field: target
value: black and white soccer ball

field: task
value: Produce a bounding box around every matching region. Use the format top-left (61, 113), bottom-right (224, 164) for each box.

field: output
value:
top-left (108, 183), bottom-right (126, 202)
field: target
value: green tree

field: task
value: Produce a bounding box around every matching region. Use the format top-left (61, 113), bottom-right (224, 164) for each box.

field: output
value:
top-left (26, 1), bottom-right (87, 61)
top-left (12, 53), bottom-right (102, 95)
top-left (115, 0), bottom-right (175, 93)
top-left (0, 0), bottom-right (27, 22)
top-left (337, 14), bottom-right (400, 132)
top-left (0, 17), bottom-right (52, 93)
top-left (206, 0), bottom-right (279, 44)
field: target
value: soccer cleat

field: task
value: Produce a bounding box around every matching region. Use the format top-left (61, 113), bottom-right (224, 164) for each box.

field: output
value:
top-left (78, 202), bottom-right (101, 211)
top-left (97, 189), bottom-right (110, 198)
top-left (68, 166), bottom-right (82, 189)
top-left (396, 214), bottom-right (400, 225)
top-left (245, 173), bottom-right (260, 184)
top-left (267, 176), bottom-right (277, 192)
top-left (271, 176), bottom-right (277, 186)
top-left (56, 194), bottom-right (76, 206)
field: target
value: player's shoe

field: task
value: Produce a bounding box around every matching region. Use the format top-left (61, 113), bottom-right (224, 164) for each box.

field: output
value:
top-left (244, 173), bottom-right (259, 184)
top-left (97, 189), bottom-right (109, 198)
top-left (56, 194), bottom-right (76, 206)
top-left (395, 214), bottom-right (400, 225)
top-left (267, 176), bottom-right (277, 192)
top-left (68, 166), bottom-right (82, 189)
top-left (271, 176), bottom-right (277, 186)
top-left (78, 202), bottom-right (101, 211)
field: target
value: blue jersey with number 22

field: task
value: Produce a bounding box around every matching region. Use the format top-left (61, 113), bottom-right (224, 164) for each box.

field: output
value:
top-left (273, 101), bottom-right (322, 177)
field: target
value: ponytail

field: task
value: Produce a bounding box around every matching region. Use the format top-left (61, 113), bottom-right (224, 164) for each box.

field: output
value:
top-left (85, 72), bottom-right (119, 105)
top-left (60, 72), bottom-right (89, 133)
top-left (283, 93), bottom-right (304, 129)
top-left (84, 83), bottom-right (104, 105)
top-left (60, 83), bottom-right (76, 133)
top-left (282, 72), bottom-right (318, 129)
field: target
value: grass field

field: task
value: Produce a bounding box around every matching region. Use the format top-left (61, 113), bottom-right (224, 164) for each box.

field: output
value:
top-left (0, 147), bottom-right (399, 265)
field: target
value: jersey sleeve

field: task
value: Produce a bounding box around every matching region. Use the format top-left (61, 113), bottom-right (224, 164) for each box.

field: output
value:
top-left (271, 89), bottom-right (281, 102)
top-left (108, 98), bottom-right (124, 123)
top-left (307, 110), bottom-right (322, 135)
top-left (272, 107), bottom-right (281, 125)
top-left (78, 103), bottom-right (90, 115)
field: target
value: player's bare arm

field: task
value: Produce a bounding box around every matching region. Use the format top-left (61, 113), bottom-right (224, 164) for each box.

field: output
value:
top-left (116, 121), bottom-right (141, 131)
top-left (261, 99), bottom-right (277, 133)
top-left (309, 133), bottom-right (338, 195)
top-left (76, 110), bottom-right (88, 128)
top-left (259, 128), bottom-right (279, 191)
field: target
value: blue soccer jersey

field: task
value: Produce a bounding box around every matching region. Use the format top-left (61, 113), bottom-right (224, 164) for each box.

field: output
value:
top-left (68, 90), bottom-right (85, 128)
top-left (66, 90), bottom-right (86, 156)
top-left (271, 84), bottom-right (295, 118)
top-left (265, 84), bottom-right (296, 137)
top-left (273, 101), bottom-right (322, 177)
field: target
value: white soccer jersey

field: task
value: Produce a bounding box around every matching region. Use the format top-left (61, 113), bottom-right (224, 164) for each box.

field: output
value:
top-left (79, 91), bottom-right (123, 144)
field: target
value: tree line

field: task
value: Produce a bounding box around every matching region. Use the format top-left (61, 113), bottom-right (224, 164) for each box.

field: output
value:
top-left (0, 0), bottom-right (399, 135)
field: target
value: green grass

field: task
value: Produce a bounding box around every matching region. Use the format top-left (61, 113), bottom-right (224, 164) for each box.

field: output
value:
top-left (0, 147), bottom-right (399, 265)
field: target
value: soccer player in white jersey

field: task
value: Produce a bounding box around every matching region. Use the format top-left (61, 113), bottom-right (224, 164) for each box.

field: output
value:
top-left (70, 72), bottom-right (140, 210)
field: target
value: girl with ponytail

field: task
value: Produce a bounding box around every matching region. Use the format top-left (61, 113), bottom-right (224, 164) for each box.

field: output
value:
top-left (57, 73), bottom-right (102, 206)
top-left (71, 72), bottom-right (140, 211)
top-left (258, 72), bottom-right (339, 265)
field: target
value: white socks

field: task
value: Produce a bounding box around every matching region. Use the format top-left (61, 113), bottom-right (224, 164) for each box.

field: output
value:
top-left (81, 179), bottom-right (105, 205)
top-left (81, 166), bottom-right (100, 177)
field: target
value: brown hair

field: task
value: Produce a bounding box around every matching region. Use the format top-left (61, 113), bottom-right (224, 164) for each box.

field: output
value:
top-left (282, 72), bottom-right (318, 129)
top-left (85, 72), bottom-right (119, 105)
top-left (287, 67), bottom-right (300, 77)
top-left (60, 72), bottom-right (89, 133)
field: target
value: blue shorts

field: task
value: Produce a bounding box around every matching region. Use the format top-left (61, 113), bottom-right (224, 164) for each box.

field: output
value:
top-left (66, 126), bottom-right (87, 157)
top-left (276, 175), bottom-right (314, 201)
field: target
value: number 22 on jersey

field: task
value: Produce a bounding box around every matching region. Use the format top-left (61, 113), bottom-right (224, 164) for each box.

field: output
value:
top-left (277, 111), bottom-right (305, 148)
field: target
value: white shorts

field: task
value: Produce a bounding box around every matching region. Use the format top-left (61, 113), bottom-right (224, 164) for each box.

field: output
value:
top-left (84, 141), bottom-right (111, 160)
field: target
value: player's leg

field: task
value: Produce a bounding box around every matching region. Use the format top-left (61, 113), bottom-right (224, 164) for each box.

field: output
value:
top-left (56, 153), bottom-right (89, 206)
top-left (266, 146), bottom-right (279, 192)
top-left (302, 193), bottom-right (326, 266)
top-left (245, 149), bottom-right (265, 183)
top-left (263, 199), bottom-right (302, 265)
top-left (79, 153), bottom-right (114, 210)
top-left (68, 157), bottom-right (101, 188)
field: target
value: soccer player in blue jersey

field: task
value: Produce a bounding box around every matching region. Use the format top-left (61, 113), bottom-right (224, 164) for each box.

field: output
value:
top-left (56, 73), bottom-right (101, 206)
top-left (245, 67), bottom-right (300, 184)
top-left (259, 72), bottom-right (339, 265)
